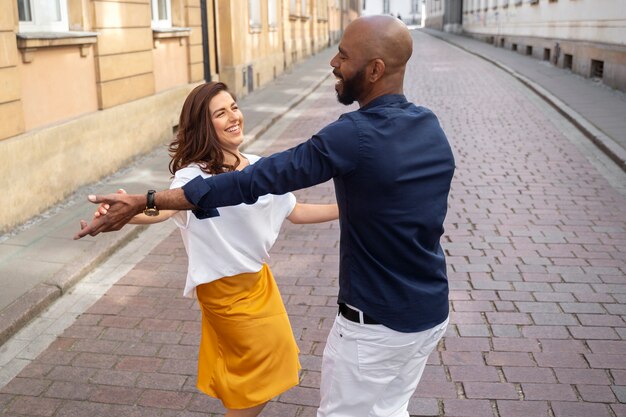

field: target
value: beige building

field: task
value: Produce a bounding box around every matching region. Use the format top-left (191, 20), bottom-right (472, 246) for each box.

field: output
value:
top-left (461, 0), bottom-right (626, 91)
top-left (0, 0), bottom-right (358, 233)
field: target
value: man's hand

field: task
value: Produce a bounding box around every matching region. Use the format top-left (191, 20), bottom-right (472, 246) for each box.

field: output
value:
top-left (74, 192), bottom-right (145, 239)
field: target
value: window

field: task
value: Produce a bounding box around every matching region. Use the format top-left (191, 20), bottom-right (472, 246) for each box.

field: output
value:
top-left (268, 0), bottom-right (278, 29)
top-left (318, 0), bottom-right (329, 20)
top-left (17, 0), bottom-right (68, 32)
top-left (301, 0), bottom-right (308, 16)
top-left (151, 0), bottom-right (171, 29)
top-left (249, 0), bottom-right (261, 30)
top-left (290, 0), bottom-right (297, 15)
top-left (411, 0), bottom-right (420, 13)
top-left (591, 59), bottom-right (604, 79)
top-left (563, 54), bottom-right (573, 70)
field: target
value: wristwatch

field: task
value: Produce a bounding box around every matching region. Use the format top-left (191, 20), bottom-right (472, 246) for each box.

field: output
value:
top-left (144, 190), bottom-right (160, 216)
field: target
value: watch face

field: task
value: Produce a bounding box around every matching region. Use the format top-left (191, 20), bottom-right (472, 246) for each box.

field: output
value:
top-left (144, 208), bottom-right (159, 217)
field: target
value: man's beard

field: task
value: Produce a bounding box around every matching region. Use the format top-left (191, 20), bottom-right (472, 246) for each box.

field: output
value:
top-left (336, 67), bottom-right (367, 105)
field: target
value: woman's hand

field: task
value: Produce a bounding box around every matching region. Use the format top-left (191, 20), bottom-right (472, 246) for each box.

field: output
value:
top-left (94, 189), bottom-right (126, 219)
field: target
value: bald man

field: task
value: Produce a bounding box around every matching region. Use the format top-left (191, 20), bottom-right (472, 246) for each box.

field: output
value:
top-left (76, 16), bottom-right (455, 417)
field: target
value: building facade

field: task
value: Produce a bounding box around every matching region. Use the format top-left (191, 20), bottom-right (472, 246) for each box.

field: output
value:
top-left (0, 0), bottom-right (358, 232)
top-left (361, 0), bottom-right (422, 25)
top-left (461, 0), bottom-right (626, 91)
top-left (423, 0), bottom-right (462, 31)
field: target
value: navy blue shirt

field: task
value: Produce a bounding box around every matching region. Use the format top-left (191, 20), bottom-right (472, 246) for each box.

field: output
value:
top-left (183, 94), bottom-right (455, 332)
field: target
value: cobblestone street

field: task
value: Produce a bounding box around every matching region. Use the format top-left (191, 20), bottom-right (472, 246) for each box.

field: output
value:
top-left (0, 30), bottom-right (625, 417)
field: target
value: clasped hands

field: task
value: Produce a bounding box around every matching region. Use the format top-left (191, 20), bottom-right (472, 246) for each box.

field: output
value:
top-left (73, 189), bottom-right (143, 240)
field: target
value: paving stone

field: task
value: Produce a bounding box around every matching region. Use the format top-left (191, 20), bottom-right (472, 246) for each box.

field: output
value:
top-left (555, 368), bottom-right (611, 385)
top-left (485, 352), bottom-right (534, 367)
top-left (6, 395), bottom-right (62, 416)
top-left (585, 353), bottom-right (626, 369)
top-left (551, 401), bottom-right (612, 417)
top-left (502, 366), bottom-right (556, 383)
top-left (576, 384), bottom-right (617, 402)
top-left (533, 352), bottom-right (588, 368)
top-left (464, 382), bottom-right (519, 400)
top-left (496, 400), bottom-right (549, 417)
top-left (521, 383), bottom-right (577, 401)
top-left (442, 399), bottom-right (493, 417)
top-left (137, 389), bottom-right (193, 410)
top-left (448, 366), bottom-right (500, 382)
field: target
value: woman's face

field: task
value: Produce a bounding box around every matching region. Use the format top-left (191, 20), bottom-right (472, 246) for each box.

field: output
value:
top-left (209, 90), bottom-right (244, 153)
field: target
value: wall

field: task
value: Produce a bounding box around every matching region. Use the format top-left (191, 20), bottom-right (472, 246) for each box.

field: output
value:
top-left (0, 0), bottom-right (207, 232)
top-left (0, 0), bottom-right (24, 140)
top-left (461, 0), bottom-right (626, 91)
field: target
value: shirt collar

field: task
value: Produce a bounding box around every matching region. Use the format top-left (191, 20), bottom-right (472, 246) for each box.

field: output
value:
top-left (359, 94), bottom-right (408, 111)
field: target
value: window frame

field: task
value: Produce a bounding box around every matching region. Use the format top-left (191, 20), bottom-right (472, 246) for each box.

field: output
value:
top-left (301, 0), bottom-right (308, 17)
top-left (151, 0), bottom-right (172, 29)
top-left (268, 0), bottom-right (278, 30)
top-left (17, 0), bottom-right (69, 33)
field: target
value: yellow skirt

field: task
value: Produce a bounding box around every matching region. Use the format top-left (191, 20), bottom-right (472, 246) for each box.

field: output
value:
top-left (195, 263), bottom-right (300, 409)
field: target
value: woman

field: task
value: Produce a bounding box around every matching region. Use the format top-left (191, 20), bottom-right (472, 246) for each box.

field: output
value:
top-left (96, 82), bottom-right (337, 417)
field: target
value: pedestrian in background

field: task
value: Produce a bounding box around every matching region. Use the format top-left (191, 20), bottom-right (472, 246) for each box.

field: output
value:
top-left (77, 15), bottom-right (455, 417)
top-left (94, 81), bottom-right (338, 417)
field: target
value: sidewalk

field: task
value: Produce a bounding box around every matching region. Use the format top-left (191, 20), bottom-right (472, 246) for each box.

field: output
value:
top-left (421, 28), bottom-right (626, 171)
top-left (0, 46), bottom-right (335, 347)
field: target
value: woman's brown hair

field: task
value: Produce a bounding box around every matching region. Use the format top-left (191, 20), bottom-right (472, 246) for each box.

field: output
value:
top-left (169, 82), bottom-right (241, 175)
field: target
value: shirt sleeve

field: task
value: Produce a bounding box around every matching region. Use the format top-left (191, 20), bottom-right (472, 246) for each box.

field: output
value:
top-left (183, 115), bottom-right (359, 219)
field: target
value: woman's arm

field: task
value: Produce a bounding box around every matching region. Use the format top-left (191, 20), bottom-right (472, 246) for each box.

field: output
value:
top-left (287, 203), bottom-right (338, 224)
top-left (127, 210), bottom-right (178, 224)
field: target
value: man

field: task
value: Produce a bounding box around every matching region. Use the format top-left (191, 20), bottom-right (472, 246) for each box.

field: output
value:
top-left (76, 15), bottom-right (455, 417)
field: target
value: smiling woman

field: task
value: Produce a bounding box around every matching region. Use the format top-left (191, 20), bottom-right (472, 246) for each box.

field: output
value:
top-left (92, 81), bottom-right (338, 417)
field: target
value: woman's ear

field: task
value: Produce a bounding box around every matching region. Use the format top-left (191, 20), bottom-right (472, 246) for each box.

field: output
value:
top-left (369, 58), bottom-right (386, 82)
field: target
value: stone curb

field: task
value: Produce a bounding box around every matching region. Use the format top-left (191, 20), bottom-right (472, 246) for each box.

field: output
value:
top-left (422, 29), bottom-right (626, 172)
top-left (0, 225), bottom-right (144, 346)
top-left (243, 72), bottom-right (332, 151)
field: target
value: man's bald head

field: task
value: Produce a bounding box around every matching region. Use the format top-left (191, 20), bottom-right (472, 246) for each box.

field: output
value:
top-left (330, 15), bottom-right (413, 106)
top-left (345, 15), bottom-right (413, 73)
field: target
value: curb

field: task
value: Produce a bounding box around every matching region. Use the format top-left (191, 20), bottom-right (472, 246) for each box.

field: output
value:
top-left (0, 225), bottom-right (144, 346)
top-left (421, 29), bottom-right (626, 172)
top-left (243, 74), bottom-right (332, 152)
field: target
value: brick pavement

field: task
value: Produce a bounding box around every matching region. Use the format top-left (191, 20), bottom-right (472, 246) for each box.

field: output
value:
top-left (1, 30), bottom-right (626, 417)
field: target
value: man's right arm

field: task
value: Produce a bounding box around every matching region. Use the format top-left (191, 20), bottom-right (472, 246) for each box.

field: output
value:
top-left (183, 118), bottom-right (359, 219)
top-left (74, 188), bottom-right (194, 239)
top-left (75, 116), bottom-right (358, 238)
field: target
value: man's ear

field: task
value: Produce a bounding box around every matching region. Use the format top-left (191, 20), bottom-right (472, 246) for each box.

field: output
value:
top-left (369, 59), bottom-right (386, 82)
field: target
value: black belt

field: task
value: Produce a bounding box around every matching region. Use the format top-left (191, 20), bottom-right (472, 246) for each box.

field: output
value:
top-left (338, 303), bottom-right (379, 325)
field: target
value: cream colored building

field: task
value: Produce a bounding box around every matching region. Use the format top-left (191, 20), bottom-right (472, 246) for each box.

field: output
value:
top-left (0, 0), bottom-right (358, 232)
top-left (461, 0), bottom-right (626, 91)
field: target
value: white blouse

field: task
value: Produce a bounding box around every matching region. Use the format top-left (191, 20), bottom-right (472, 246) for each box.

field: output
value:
top-left (170, 154), bottom-right (296, 297)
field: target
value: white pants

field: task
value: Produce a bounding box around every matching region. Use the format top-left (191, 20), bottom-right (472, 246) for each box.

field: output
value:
top-left (317, 313), bottom-right (448, 417)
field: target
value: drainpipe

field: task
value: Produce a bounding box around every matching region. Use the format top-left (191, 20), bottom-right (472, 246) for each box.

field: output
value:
top-left (200, 0), bottom-right (211, 81)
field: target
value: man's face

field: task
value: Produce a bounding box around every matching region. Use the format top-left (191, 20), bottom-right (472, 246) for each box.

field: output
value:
top-left (330, 26), bottom-right (370, 105)
top-left (334, 65), bottom-right (367, 105)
